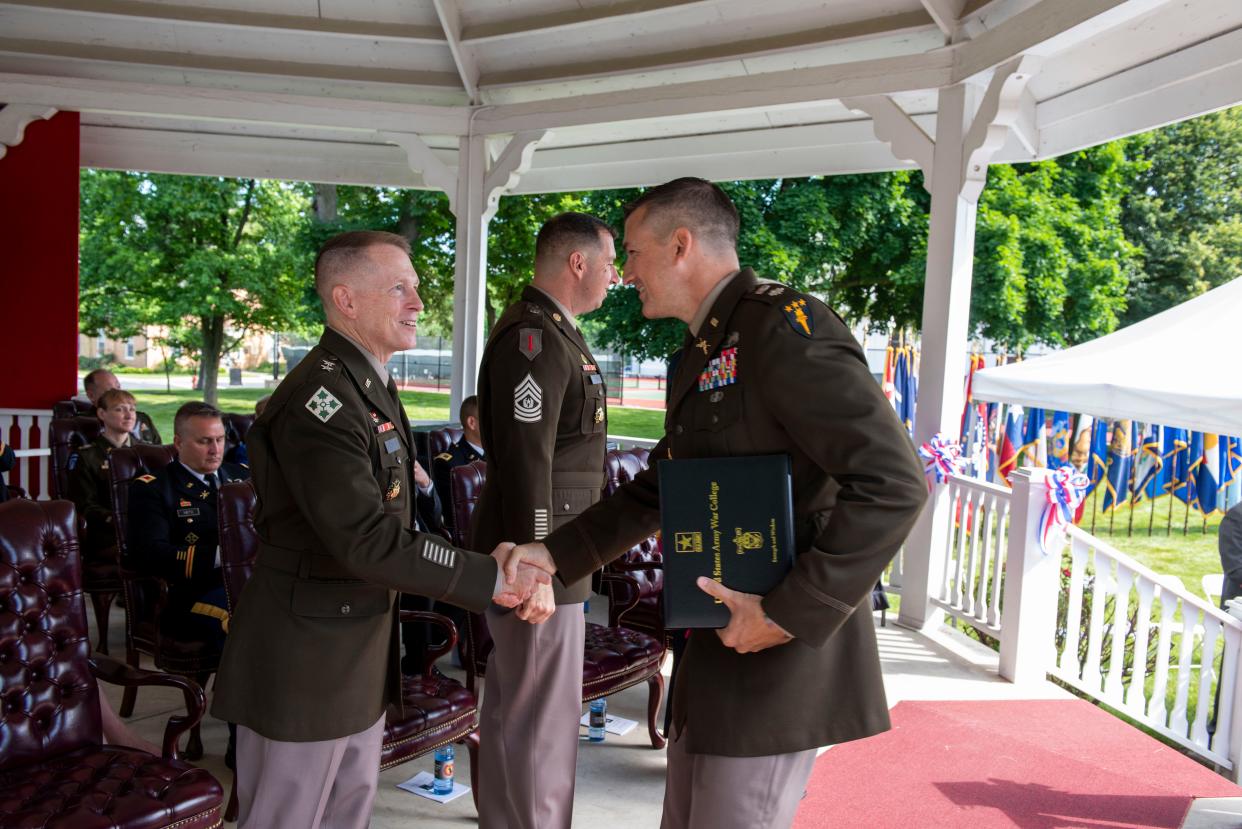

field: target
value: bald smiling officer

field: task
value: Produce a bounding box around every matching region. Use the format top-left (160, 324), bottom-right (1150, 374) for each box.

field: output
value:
top-left (212, 230), bottom-right (550, 829)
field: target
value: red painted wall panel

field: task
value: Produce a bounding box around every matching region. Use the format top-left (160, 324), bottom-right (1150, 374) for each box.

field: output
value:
top-left (0, 111), bottom-right (80, 410)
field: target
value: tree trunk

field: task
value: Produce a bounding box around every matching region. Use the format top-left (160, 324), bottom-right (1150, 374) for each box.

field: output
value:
top-left (199, 316), bottom-right (226, 406)
top-left (313, 183), bottom-right (338, 223)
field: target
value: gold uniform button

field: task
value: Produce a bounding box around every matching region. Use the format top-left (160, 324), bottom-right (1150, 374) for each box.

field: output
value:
top-left (563, 503), bottom-right (571, 511)
top-left (340, 603), bottom-right (351, 615)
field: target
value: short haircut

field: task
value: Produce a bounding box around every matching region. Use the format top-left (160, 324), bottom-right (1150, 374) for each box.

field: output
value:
top-left (623, 177), bottom-right (740, 252)
top-left (95, 388), bottom-right (135, 411)
top-left (459, 394), bottom-right (479, 425)
top-left (174, 401), bottom-right (223, 437)
top-left (83, 368), bottom-right (117, 396)
top-left (534, 213), bottom-right (615, 272)
top-left (314, 230), bottom-right (412, 304)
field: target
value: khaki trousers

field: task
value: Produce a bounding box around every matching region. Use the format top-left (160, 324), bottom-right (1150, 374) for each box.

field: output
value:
top-left (236, 713), bottom-right (386, 829)
top-left (478, 603), bottom-right (585, 829)
top-left (660, 724), bottom-right (818, 829)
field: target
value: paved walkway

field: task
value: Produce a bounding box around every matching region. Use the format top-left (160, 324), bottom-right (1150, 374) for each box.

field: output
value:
top-left (93, 607), bottom-right (1067, 828)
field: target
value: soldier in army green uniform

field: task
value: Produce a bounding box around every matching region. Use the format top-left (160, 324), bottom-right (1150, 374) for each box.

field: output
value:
top-left (431, 393), bottom-right (485, 539)
top-left (82, 368), bottom-right (161, 443)
top-left (211, 230), bottom-right (548, 829)
top-left (67, 388), bottom-right (145, 556)
top-left (472, 213), bottom-right (619, 829)
top-left (500, 180), bottom-right (927, 829)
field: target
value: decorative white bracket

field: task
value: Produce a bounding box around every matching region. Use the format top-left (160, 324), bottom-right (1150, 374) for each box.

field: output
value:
top-left (960, 53), bottom-right (1042, 202)
top-left (481, 130), bottom-right (546, 223)
top-left (0, 103), bottom-right (57, 161)
top-left (842, 95), bottom-right (935, 192)
top-left (380, 131), bottom-right (459, 215)
top-left (380, 129), bottom-right (547, 220)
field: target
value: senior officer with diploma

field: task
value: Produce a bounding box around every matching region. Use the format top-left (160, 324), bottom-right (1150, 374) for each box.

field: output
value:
top-left (499, 179), bottom-right (927, 829)
top-left (213, 230), bottom-right (548, 829)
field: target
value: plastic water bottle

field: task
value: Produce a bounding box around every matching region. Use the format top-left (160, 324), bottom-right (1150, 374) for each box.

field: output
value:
top-left (588, 699), bottom-right (607, 742)
top-left (433, 744), bottom-right (455, 794)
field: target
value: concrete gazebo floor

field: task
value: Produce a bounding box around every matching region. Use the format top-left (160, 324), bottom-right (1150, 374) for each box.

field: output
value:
top-left (91, 601), bottom-right (1067, 828)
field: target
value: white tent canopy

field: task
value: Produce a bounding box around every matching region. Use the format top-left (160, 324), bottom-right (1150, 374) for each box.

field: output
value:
top-left (971, 278), bottom-right (1242, 436)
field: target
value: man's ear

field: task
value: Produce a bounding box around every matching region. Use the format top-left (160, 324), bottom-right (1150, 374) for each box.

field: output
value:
top-left (330, 283), bottom-right (354, 318)
top-left (569, 250), bottom-right (587, 279)
top-left (672, 227), bottom-right (693, 260)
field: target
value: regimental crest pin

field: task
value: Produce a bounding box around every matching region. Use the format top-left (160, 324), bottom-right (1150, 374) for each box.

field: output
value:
top-left (306, 386), bottom-right (343, 423)
top-left (514, 373), bottom-right (543, 423)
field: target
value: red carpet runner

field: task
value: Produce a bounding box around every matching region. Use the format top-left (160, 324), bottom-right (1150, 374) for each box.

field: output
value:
top-left (793, 699), bottom-right (1242, 829)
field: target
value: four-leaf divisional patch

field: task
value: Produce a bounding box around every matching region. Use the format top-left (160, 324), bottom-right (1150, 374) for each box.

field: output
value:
top-left (306, 386), bottom-right (343, 423)
top-left (514, 374), bottom-right (543, 423)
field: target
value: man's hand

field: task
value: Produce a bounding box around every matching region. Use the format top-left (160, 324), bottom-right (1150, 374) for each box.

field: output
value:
top-left (697, 577), bottom-right (794, 654)
top-left (412, 461), bottom-right (432, 490)
top-left (499, 542), bottom-right (557, 585)
top-left (490, 542), bottom-right (551, 607)
top-left (515, 581), bottom-right (556, 624)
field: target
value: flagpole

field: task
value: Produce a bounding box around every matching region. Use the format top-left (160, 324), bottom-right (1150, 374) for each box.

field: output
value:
top-left (1167, 451), bottom-right (1177, 537)
top-left (1126, 429), bottom-right (1138, 538)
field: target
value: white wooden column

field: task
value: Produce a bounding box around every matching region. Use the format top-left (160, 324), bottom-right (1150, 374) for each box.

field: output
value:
top-left (382, 129), bottom-right (546, 415)
top-left (847, 54), bottom-right (1039, 631)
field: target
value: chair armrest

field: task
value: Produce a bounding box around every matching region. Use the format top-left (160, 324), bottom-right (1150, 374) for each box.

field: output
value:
top-left (398, 610), bottom-right (458, 676)
top-left (89, 655), bottom-right (207, 760)
top-left (598, 570), bottom-right (645, 624)
top-left (121, 569), bottom-right (171, 621)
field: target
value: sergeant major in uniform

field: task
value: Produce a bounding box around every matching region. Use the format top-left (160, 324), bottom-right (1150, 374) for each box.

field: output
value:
top-left (211, 230), bottom-right (548, 829)
top-left (472, 212), bottom-right (620, 829)
top-left (500, 179), bottom-right (927, 829)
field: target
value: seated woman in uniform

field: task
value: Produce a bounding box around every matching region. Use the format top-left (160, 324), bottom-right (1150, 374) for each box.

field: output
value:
top-left (68, 387), bottom-right (146, 559)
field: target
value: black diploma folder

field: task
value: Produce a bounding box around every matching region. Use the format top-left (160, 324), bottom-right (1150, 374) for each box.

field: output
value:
top-left (657, 454), bottom-right (795, 628)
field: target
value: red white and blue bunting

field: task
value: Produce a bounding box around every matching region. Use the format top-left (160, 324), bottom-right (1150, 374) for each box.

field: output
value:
top-left (918, 434), bottom-right (965, 487)
top-left (1038, 466), bottom-right (1090, 555)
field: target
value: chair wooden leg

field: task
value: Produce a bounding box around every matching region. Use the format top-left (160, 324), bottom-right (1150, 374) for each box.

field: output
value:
top-left (119, 647), bottom-right (140, 717)
top-left (462, 729), bottom-right (481, 810)
top-left (646, 671), bottom-right (667, 749)
top-left (225, 769), bottom-right (239, 822)
top-left (184, 723), bottom-right (204, 761)
top-left (89, 590), bottom-right (116, 655)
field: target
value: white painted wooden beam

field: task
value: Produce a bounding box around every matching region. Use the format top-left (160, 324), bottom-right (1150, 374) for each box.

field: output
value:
top-left (960, 53), bottom-right (1040, 201)
top-left (0, 0), bottom-right (446, 43)
top-left (431, 0), bottom-right (479, 103)
top-left (0, 73), bottom-right (470, 136)
top-left (841, 95), bottom-right (935, 189)
top-left (379, 131), bottom-right (459, 214)
top-left (920, 0), bottom-right (967, 40)
top-left (0, 102), bottom-right (56, 160)
top-left (459, 0), bottom-right (713, 44)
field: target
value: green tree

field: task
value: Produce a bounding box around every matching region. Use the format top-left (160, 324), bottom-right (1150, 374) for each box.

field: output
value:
top-left (1120, 106), bottom-right (1242, 324)
top-left (80, 171), bottom-right (316, 404)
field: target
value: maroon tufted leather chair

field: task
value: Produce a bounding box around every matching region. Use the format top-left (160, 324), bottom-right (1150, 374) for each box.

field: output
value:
top-left (108, 444), bottom-right (220, 761)
top-left (49, 415), bottom-right (121, 656)
top-left (450, 461), bottom-right (667, 748)
top-left (602, 448), bottom-right (665, 641)
top-left (428, 427), bottom-right (463, 460)
top-left (216, 480), bottom-right (482, 818)
top-left (52, 397), bottom-right (94, 420)
top-left (0, 498), bottom-right (224, 827)
top-left (221, 413), bottom-right (255, 457)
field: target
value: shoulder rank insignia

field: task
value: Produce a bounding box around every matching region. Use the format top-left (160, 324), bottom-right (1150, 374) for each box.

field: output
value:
top-left (435, 451), bottom-right (452, 462)
top-left (306, 386), bottom-right (343, 423)
top-left (518, 328), bottom-right (543, 361)
top-left (137, 474), bottom-right (155, 483)
top-left (526, 303), bottom-right (542, 315)
top-left (782, 298), bottom-right (814, 338)
top-left (320, 359), bottom-right (337, 372)
top-left (514, 373), bottom-right (543, 423)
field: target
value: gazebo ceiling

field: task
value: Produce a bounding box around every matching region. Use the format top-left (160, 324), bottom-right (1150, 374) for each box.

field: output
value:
top-left (1, 0), bottom-right (1240, 191)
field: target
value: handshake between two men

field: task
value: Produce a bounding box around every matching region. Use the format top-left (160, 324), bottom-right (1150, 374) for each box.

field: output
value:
top-left (487, 541), bottom-right (560, 624)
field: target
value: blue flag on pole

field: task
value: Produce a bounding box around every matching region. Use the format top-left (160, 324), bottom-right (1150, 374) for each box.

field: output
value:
top-left (1101, 420), bottom-right (1134, 513)
top-left (1050, 411), bottom-right (1072, 469)
top-left (1175, 432), bottom-right (1203, 508)
top-left (1133, 424), bottom-right (1163, 503)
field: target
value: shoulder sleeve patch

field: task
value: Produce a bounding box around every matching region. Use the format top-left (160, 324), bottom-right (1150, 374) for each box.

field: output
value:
top-left (781, 297), bottom-right (815, 338)
top-left (137, 474), bottom-right (156, 483)
top-left (518, 328), bottom-right (543, 361)
top-left (305, 386), bottom-right (344, 423)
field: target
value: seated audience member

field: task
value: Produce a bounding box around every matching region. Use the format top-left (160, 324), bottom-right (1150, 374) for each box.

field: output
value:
top-left (431, 394), bottom-right (485, 538)
top-left (82, 368), bottom-right (162, 443)
top-left (0, 439), bottom-right (14, 502)
top-left (68, 388), bottom-right (146, 556)
top-left (127, 402), bottom-right (248, 648)
top-left (224, 395), bottom-right (272, 467)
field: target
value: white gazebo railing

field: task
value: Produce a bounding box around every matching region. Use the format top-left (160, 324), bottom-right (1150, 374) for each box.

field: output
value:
top-left (924, 466), bottom-right (1242, 779)
top-left (1, 408), bottom-right (52, 500)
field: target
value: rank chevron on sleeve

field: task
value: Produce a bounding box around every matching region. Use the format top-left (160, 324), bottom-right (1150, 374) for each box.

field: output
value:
top-left (514, 373), bottom-right (543, 423)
